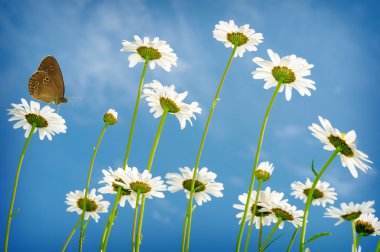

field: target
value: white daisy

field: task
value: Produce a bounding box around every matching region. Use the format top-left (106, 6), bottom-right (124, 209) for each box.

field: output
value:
top-left (65, 189), bottom-right (110, 223)
top-left (98, 167), bottom-right (136, 208)
top-left (7, 98), bottom-right (66, 140)
top-left (143, 80), bottom-right (201, 129)
top-left (325, 201), bottom-right (376, 225)
top-left (255, 161), bottom-right (274, 181)
top-left (252, 49), bottom-right (315, 101)
top-left (213, 20), bottom-right (263, 57)
top-left (103, 108), bottom-right (118, 125)
top-left (291, 178), bottom-right (337, 207)
top-left (165, 167), bottom-right (224, 206)
top-left (118, 166), bottom-right (167, 200)
top-left (233, 187), bottom-right (284, 229)
top-left (261, 200), bottom-right (304, 229)
top-left (120, 35), bottom-right (177, 72)
top-left (355, 213), bottom-right (380, 236)
top-left (309, 116), bottom-right (372, 178)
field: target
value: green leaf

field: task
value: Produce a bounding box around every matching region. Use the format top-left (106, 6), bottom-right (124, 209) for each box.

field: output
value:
top-left (311, 160), bottom-right (318, 176)
top-left (305, 232), bottom-right (332, 245)
top-left (264, 230), bottom-right (288, 250)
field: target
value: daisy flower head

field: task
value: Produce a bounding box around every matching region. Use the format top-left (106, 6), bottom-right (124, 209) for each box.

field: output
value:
top-left (65, 189), bottom-right (110, 223)
top-left (103, 108), bottom-right (118, 125)
top-left (233, 187), bottom-right (284, 229)
top-left (355, 213), bottom-right (380, 236)
top-left (252, 49), bottom-right (315, 101)
top-left (165, 167), bottom-right (224, 206)
top-left (143, 80), bottom-right (201, 129)
top-left (120, 36), bottom-right (177, 72)
top-left (255, 161), bottom-right (274, 181)
top-left (213, 20), bottom-right (263, 57)
top-left (291, 178), bottom-right (337, 207)
top-left (7, 98), bottom-right (66, 140)
top-left (261, 200), bottom-right (304, 229)
top-left (309, 116), bottom-right (372, 178)
top-left (325, 201), bottom-right (375, 225)
top-left (120, 166), bottom-right (167, 200)
top-left (98, 167), bottom-right (136, 208)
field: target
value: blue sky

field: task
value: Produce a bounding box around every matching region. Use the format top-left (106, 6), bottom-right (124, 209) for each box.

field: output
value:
top-left (1, 0), bottom-right (379, 251)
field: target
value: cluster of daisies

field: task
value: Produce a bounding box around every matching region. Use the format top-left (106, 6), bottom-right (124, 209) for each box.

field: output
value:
top-left (6, 18), bottom-right (378, 252)
top-left (66, 166), bottom-right (223, 222)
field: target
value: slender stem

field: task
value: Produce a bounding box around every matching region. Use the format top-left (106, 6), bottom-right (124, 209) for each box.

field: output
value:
top-left (182, 45), bottom-right (237, 252)
top-left (135, 195), bottom-right (146, 252)
top-left (79, 124), bottom-right (109, 252)
top-left (356, 233), bottom-right (363, 248)
top-left (146, 110), bottom-right (168, 172)
top-left (299, 148), bottom-right (340, 251)
top-left (260, 218), bottom-right (282, 252)
top-left (133, 110), bottom-right (168, 252)
top-left (258, 217), bottom-right (263, 251)
top-left (100, 192), bottom-right (122, 252)
top-left (351, 220), bottom-right (357, 252)
top-left (286, 227), bottom-right (299, 252)
top-left (123, 59), bottom-right (149, 169)
top-left (4, 125), bottom-right (35, 252)
top-left (131, 192), bottom-right (141, 252)
top-left (236, 82), bottom-right (282, 252)
top-left (62, 217), bottom-right (81, 252)
top-left (100, 59), bottom-right (149, 251)
top-left (181, 215), bottom-right (189, 252)
top-left (244, 180), bottom-right (263, 252)
top-left (376, 237), bottom-right (380, 252)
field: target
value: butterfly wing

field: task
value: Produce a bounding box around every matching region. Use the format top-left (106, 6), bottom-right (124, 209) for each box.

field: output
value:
top-left (37, 55), bottom-right (65, 97)
top-left (28, 70), bottom-right (63, 103)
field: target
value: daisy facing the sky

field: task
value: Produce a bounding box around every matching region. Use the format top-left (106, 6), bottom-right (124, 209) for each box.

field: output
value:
top-left (143, 80), bottom-right (201, 129)
top-left (355, 213), bottom-right (380, 237)
top-left (166, 167), bottom-right (224, 206)
top-left (213, 20), bottom-right (263, 57)
top-left (233, 187), bottom-right (284, 229)
top-left (291, 178), bottom-right (337, 207)
top-left (65, 189), bottom-right (110, 223)
top-left (98, 167), bottom-right (136, 208)
top-left (325, 201), bottom-right (376, 225)
top-left (8, 98), bottom-right (66, 140)
top-left (260, 200), bottom-right (304, 229)
top-left (120, 35), bottom-right (177, 71)
top-left (309, 116), bottom-right (372, 178)
top-left (252, 49), bottom-right (316, 101)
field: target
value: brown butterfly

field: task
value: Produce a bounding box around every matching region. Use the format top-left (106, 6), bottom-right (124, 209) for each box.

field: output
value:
top-left (28, 55), bottom-right (68, 105)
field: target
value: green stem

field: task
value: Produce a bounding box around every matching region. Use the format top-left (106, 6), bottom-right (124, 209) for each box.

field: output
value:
top-left (351, 220), bottom-right (357, 252)
top-left (260, 218), bottom-right (282, 252)
top-left (100, 192), bottom-right (122, 252)
top-left (299, 148), bottom-right (340, 251)
top-left (258, 217), bottom-right (263, 251)
top-left (100, 59), bottom-right (149, 251)
top-left (4, 125), bottom-right (35, 252)
top-left (182, 45), bottom-right (238, 252)
top-left (286, 227), bottom-right (299, 252)
top-left (131, 192), bottom-right (141, 252)
top-left (181, 215), bottom-right (189, 252)
top-left (356, 233), bottom-right (363, 249)
top-left (244, 180), bottom-right (263, 252)
top-left (236, 82), bottom-right (282, 252)
top-left (135, 195), bottom-right (146, 252)
top-left (62, 217), bottom-right (81, 252)
top-left (79, 124), bottom-right (109, 252)
top-left (376, 237), bottom-right (380, 252)
top-left (134, 109), bottom-right (168, 252)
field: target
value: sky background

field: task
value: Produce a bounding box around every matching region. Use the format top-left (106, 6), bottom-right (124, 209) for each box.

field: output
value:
top-left (1, 0), bottom-right (380, 251)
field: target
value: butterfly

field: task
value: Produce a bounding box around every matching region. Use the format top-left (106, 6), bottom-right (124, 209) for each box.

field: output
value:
top-left (28, 56), bottom-right (68, 105)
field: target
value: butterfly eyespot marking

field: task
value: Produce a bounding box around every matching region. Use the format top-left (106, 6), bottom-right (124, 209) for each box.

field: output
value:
top-left (49, 66), bottom-right (53, 70)
top-left (33, 86), bottom-right (38, 91)
top-left (34, 81), bottom-right (39, 86)
top-left (44, 69), bottom-right (48, 73)
top-left (43, 77), bottom-right (49, 84)
top-left (34, 90), bottom-right (38, 95)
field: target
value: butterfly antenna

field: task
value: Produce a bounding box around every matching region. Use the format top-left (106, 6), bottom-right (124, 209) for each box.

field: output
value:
top-left (57, 104), bottom-right (61, 114)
